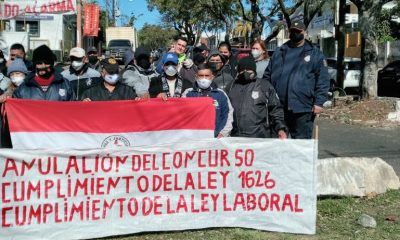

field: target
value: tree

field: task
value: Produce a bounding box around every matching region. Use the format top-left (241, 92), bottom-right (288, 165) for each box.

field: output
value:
top-left (147, 0), bottom-right (208, 45)
top-left (349, 0), bottom-right (394, 98)
top-left (138, 24), bottom-right (176, 50)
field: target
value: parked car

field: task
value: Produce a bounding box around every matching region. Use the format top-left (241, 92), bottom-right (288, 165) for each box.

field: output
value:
top-left (326, 57), bottom-right (361, 90)
top-left (378, 60), bottom-right (400, 97)
top-left (105, 39), bottom-right (132, 64)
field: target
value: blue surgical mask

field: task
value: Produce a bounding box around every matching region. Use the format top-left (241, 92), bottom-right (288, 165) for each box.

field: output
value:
top-left (104, 74), bottom-right (119, 84)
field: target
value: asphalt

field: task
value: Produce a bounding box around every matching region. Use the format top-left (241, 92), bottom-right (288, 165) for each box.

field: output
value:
top-left (317, 118), bottom-right (400, 176)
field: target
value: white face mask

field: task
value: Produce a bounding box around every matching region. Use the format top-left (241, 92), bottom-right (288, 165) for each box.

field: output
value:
top-left (11, 75), bottom-right (25, 86)
top-left (71, 61), bottom-right (84, 71)
top-left (164, 65), bottom-right (177, 77)
top-left (196, 78), bottom-right (212, 89)
top-left (0, 59), bottom-right (4, 64)
top-left (251, 49), bottom-right (263, 59)
top-left (104, 74), bottom-right (119, 84)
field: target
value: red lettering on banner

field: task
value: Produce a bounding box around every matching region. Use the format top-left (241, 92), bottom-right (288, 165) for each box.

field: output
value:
top-left (176, 195), bottom-right (188, 213)
top-left (2, 182), bottom-right (11, 203)
top-left (66, 156), bottom-right (79, 174)
top-left (233, 193), bottom-right (245, 211)
top-left (247, 193), bottom-right (257, 211)
top-left (282, 194), bottom-right (294, 212)
top-left (295, 194), bottom-right (304, 213)
top-left (2, 158), bottom-right (18, 177)
top-left (127, 198), bottom-right (138, 216)
top-left (166, 197), bottom-right (175, 214)
top-left (92, 199), bottom-right (101, 220)
top-left (2, 207), bottom-right (12, 227)
top-left (223, 194), bottom-right (232, 211)
top-left (207, 171), bottom-right (217, 189)
top-left (258, 193), bottom-right (269, 211)
top-left (270, 193), bottom-right (281, 212)
top-left (191, 194), bottom-right (200, 213)
top-left (153, 196), bottom-right (162, 215)
top-left (142, 197), bottom-right (153, 216)
top-left (200, 194), bottom-right (209, 212)
top-left (210, 194), bottom-right (219, 211)
top-left (69, 201), bottom-right (84, 221)
top-left (197, 150), bottom-right (206, 168)
top-left (162, 152), bottom-right (171, 170)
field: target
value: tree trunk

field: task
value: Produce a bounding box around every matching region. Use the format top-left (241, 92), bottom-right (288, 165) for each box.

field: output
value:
top-left (358, 1), bottom-right (379, 98)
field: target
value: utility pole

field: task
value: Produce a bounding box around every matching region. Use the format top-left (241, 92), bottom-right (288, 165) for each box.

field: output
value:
top-left (335, 0), bottom-right (346, 89)
top-left (105, 0), bottom-right (109, 28)
top-left (77, 0), bottom-right (82, 47)
top-left (112, 0), bottom-right (115, 27)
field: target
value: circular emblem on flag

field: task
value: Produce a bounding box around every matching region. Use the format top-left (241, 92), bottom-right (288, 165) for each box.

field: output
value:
top-left (101, 135), bottom-right (131, 148)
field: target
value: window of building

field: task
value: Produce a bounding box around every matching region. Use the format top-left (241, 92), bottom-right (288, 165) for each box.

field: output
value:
top-left (16, 21), bottom-right (40, 37)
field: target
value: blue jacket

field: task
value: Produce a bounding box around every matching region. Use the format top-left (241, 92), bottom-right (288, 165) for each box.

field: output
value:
top-left (13, 71), bottom-right (75, 101)
top-left (183, 84), bottom-right (233, 137)
top-left (263, 40), bottom-right (329, 113)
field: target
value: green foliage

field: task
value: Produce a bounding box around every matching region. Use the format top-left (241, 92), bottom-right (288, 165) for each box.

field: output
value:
top-left (138, 24), bottom-right (177, 50)
top-left (375, 10), bottom-right (397, 43)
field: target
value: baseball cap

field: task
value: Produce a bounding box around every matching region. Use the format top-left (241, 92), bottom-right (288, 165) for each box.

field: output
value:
top-left (101, 57), bottom-right (119, 74)
top-left (290, 20), bottom-right (306, 31)
top-left (69, 47), bottom-right (85, 58)
top-left (161, 52), bottom-right (178, 65)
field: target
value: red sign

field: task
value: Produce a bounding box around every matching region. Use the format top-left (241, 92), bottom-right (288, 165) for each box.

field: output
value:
top-left (83, 4), bottom-right (99, 37)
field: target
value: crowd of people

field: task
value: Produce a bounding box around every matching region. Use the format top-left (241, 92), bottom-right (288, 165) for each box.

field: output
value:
top-left (0, 20), bottom-right (330, 147)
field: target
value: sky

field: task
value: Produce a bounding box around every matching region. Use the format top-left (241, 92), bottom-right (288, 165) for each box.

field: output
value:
top-left (116, 0), bottom-right (161, 29)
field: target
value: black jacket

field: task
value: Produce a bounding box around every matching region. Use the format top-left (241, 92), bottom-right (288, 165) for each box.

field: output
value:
top-left (149, 75), bottom-right (193, 98)
top-left (228, 78), bottom-right (287, 138)
top-left (81, 81), bottom-right (137, 101)
top-left (13, 71), bottom-right (75, 101)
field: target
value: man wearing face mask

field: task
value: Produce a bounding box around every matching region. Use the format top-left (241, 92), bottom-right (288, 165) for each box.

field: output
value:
top-left (122, 47), bottom-right (159, 99)
top-left (87, 47), bottom-right (101, 72)
top-left (263, 20), bottom-right (329, 139)
top-left (81, 57), bottom-right (136, 101)
top-left (229, 57), bottom-right (287, 139)
top-left (149, 52), bottom-right (192, 99)
top-left (182, 63), bottom-right (233, 138)
top-left (206, 51), bottom-right (235, 94)
top-left (61, 47), bottom-right (101, 100)
top-left (0, 58), bottom-right (27, 101)
top-left (13, 45), bottom-right (74, 101)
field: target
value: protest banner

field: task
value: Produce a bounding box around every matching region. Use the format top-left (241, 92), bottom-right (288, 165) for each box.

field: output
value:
top-left (5, 98), bottom-right (215, 149)
top-left (0, 0), bottom-right (76, 20)
top-left (83, 4), bottom-right (100, 37)
top-left (0, 138), bottom-right (317, 239)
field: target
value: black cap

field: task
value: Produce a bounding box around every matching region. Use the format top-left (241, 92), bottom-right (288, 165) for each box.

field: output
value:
top-left (194, 43), bottom-right (210, 53)
top-left (101, 57), bottom-right (119, 74)
top-left (134, 46), bottom-right (151, 59)
top-left (87, 46), bottom-right (97, 53)
top-left (290, 20), bottom-right (306, 31)
top-left (32, 45), bottom-right (54, 65)
top-left (238, 57), bottom-right (256, 73)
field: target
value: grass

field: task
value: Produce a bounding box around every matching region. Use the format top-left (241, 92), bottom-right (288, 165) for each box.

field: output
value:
top-left (100, 190), bottom-right (400, 240)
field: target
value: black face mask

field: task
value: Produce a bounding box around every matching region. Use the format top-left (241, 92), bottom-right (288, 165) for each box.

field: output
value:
top-left (36, 66), bottom-right (53, 79)
top-left (208, 62), bottom-right (222, 73)
top-left (289, 32), bottom-right (304, 44)
top-left (137, 58), bottom-right (151, 69)
top-left (238, 71), bottom-right (256, 83)
top-left (88, 56), bottom-right (98, 64)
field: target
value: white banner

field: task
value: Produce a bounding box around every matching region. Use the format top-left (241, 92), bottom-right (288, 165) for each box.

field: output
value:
top-left (1, 0), bottom-right (77, 19)
top-left (0, 138), bottom-right (317, 239)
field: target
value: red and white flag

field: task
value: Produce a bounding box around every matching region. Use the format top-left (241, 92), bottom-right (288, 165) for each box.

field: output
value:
top-left (5, 98), bottom-right (215, 149)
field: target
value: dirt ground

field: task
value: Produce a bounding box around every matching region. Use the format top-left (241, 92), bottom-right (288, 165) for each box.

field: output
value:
top-left (319, 97), bottom-right (400, 128)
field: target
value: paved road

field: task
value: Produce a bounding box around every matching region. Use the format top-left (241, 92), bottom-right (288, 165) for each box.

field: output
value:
top-left (317, 119), bottom-right (400, 176)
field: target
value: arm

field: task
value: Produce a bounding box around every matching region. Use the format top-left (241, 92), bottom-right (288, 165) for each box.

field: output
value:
top-left (217, 90), bottom-right (233, 137)
top-left (314, 51), bottom-right (330, 108)
top-left (266, 84), bottom-right (288, 137)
